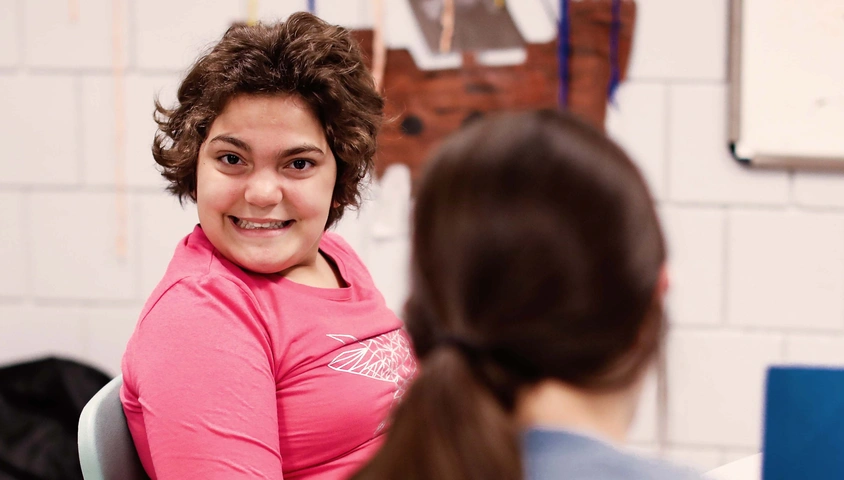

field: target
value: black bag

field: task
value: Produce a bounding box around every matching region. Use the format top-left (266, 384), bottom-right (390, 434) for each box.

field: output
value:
top-left (0, 357), bottom-right (111, 480)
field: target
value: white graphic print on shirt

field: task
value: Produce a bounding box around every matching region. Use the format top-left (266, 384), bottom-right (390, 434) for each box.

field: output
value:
top-left (326, 330), bottom-right (416, 402)
top-left (327, 330), bottom-right (417, 434)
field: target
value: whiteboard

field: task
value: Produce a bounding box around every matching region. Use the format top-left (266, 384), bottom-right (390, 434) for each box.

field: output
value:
top-left (730, 0), bottom-right (844, 168)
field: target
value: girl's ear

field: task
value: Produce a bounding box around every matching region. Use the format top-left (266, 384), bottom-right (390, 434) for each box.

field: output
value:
top-left (657, 264), bottom-right (669, 298)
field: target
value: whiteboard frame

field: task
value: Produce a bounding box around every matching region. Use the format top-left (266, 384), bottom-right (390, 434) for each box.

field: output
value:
top-left (728, 0), bottom-right (844, 171)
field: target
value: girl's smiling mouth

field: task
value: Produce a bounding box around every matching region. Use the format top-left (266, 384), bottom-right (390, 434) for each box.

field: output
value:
top-left (229, 216), bottom-right (294, 230)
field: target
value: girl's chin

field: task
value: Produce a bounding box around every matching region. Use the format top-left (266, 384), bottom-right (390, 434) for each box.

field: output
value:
top-left (230, 256), bottom-right (289, 275)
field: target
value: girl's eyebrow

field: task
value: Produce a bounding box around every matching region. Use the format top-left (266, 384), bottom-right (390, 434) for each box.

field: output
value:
top-left (278, 145), bottom-right (324, 159)
top-left (207, 135), bottom-right (325, 159)
top-left (208, 135), bottom-right (251, 152)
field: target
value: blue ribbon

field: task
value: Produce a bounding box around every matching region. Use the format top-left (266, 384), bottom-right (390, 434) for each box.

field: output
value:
top-left (607, 0), bottom-right (621, 103)
top-left (559, 0), bottom-right (624, 108)
top-left (558, 0), bottom-right (570, 107)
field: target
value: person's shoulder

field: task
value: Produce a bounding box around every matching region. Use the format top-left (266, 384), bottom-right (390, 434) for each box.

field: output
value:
top-left (141, 227), bottom-right (261, 321)
top-left (523, 429), bottom-right (703, 480)
top-left (155, 225), bottom-right (255, 292)
top-left (588, 444), bottom-right (704, 480)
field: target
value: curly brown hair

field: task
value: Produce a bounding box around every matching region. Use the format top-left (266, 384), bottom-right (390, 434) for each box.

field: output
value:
top-left (152, 12), bottom-right (384, 228)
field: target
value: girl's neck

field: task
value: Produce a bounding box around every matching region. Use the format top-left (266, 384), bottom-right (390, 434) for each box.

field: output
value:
top-left (280, 250), bottom-right (345, 288)
top-left (514, 379), bottom-right (642, 444)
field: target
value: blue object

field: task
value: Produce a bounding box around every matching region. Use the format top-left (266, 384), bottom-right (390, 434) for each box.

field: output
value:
top-left (557, 0), bottom-right (623, 108)
top-left (607, 0), bottom-right (621, 103)
top-left (557, 0), bottom-right (569, 107)
top-left (763, 366), bottom-right (844, 480)
top-left (307, 0), bottom-right (315, 14)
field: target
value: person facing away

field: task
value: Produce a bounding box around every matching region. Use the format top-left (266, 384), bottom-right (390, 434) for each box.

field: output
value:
top-left (120, 12), bottom-right (416, 480)
top-left (352, 110), bottom-right (703, 480)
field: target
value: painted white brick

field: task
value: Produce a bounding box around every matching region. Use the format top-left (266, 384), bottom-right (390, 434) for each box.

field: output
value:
top-left (606, 82), bottom-right (667, 200)
top-left (253, 0), bottom-right (306, 23)
top-left (371, 165), bottom-right (411, 239)
top-left (0, 306), bottom-right (86, 366)
top-left (726, 210), bottom-right (844, 330)
top-left (316, 0), bottom-right (371, 29)
top-left (661, 206), bottom-right (725, 326)
top-left (793, 172), bottom-right (844, 208)
top-left (134, 0), bottom-right (241, 71)
top-left (332, 208), bottom-right (371, 263)
top-left (667, 330), bottom-right (782, 448)
top-left (82, 74), bottom-right (180, 188)
top-left (0, 0), bottom-right (18, 66)
top-left (332, 178), bottom-right (377, 264)
top-left (31, 192), bottom-right (137, 300)
top-left (81, 74), bottom-right (117, 185)
top-left (628, 0), bottom-right (727, 80)
top-left (0, 192), bottom-right (25, 297)
top-left (24, 0), bottom-right (128, 69)
top-left (667, 85), bottom-right (789, 205)
top-left (363, 165), bottom-right (412, 316)
top-left (136, 194), bottom-right (198, 300)
top-left (367, 236), bottom-right (410, 317)
top-left (628, 370), bottom-right (658, 444)
top-left (83, 305), bottom-right (143, 377)
top-left (0, 75), bottom-right (78, 185)
top-left (784, 335), bottom-right (844, 366)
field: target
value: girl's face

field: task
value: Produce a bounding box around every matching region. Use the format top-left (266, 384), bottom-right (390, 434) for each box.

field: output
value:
top-left (195, 94), bottom-right (337, 278)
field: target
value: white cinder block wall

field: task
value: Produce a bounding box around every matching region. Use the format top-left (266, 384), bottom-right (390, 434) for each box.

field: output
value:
top-left (2, 0), bottom-right (843, 472)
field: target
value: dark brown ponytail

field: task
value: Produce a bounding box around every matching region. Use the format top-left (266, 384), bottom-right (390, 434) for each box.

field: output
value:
top-left (352, 346), bottom-right (521, 480)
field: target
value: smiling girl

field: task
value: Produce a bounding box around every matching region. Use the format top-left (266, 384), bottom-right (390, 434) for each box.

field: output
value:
top-left (120, 13), bottom-right (416, 480)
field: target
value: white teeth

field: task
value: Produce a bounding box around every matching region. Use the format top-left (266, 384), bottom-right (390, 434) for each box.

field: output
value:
top-left (235, 218), bottom-right (289, 230)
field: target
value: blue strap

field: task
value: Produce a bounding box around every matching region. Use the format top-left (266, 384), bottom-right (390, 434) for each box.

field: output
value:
top-left (307, 0), bottom-right (315, 14)
top-left (607, 0), bottom-right (622, 103)
top-left (558, 0), bottom-right (570, 107)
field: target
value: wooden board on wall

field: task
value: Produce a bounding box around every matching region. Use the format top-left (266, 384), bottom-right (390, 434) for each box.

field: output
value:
top-left (352, 0), bottom-right (635, 181)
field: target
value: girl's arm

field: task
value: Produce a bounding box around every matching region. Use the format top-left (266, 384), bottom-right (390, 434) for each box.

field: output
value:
top-left (124, 276), bottom-right (282, 479)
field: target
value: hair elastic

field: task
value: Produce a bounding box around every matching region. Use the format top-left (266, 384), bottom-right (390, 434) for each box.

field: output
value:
top-left (435, 334), bottom-right (485, 360)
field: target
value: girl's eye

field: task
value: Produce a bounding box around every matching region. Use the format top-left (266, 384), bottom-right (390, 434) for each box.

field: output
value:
top-left (220, 154), bottom-right (242, 165)
top-left (291, 159), bottom-right (311, 170)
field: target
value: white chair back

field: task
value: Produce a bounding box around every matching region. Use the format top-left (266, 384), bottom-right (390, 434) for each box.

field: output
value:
top-left (77, 375), bottom-right (149, 480)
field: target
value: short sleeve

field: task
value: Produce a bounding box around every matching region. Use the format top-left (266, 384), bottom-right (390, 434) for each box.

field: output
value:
top-left (125, 275), bottom-right (283, 479)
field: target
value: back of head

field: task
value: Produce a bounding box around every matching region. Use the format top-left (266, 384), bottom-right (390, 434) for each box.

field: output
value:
top-left (411, 109), bottom-right (666, 393)
top-left (353, 110), bottom-right (666, 480)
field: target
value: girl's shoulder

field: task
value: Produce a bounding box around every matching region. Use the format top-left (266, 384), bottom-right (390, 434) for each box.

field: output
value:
top-left (140, 226), bottom-right (263, 325)
top-left (523, 428), bottom-right (703, 480)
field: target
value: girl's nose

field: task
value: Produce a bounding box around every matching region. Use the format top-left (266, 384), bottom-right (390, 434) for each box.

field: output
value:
top-left (244, 170), bottom-right (283, 207)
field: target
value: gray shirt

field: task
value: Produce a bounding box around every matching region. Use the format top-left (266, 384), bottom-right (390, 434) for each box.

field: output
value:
top-left (523, 428), bottom-right (702, 480)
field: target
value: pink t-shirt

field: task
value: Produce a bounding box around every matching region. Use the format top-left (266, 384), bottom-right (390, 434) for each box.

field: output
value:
top-left (121, 225), bottom-right (416, 479)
